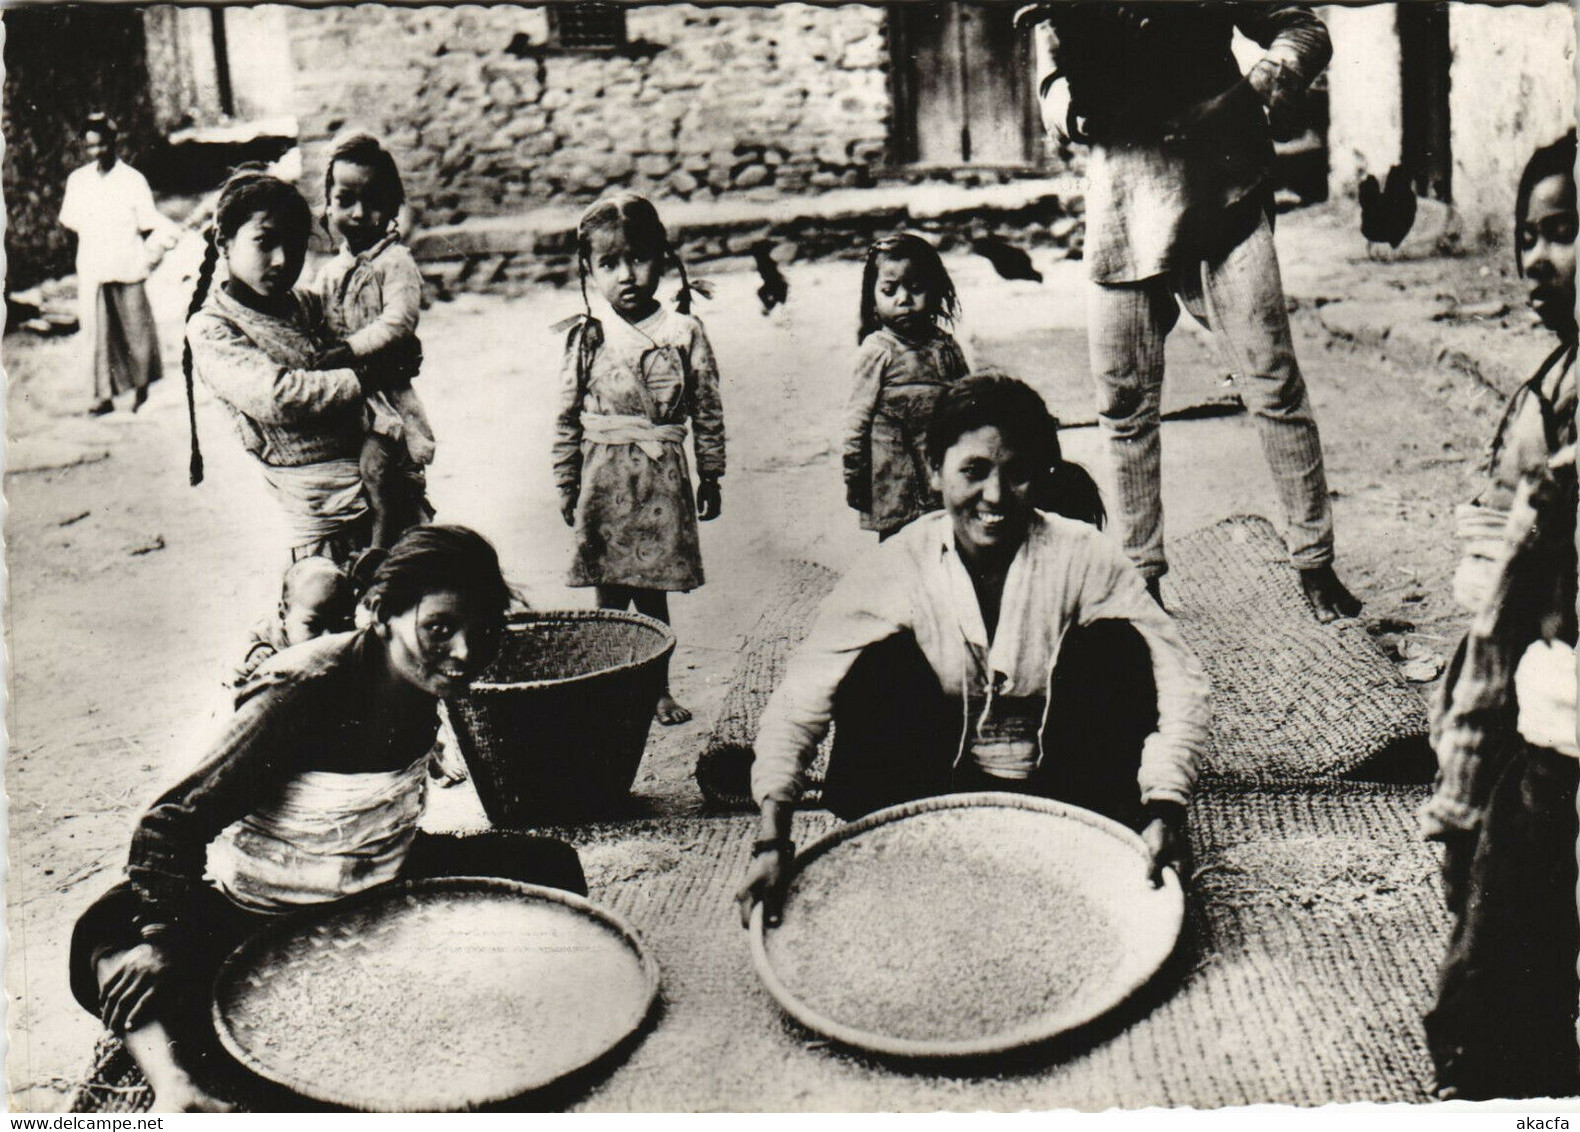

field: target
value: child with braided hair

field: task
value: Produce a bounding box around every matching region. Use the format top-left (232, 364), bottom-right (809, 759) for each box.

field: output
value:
top-left (183, 167), bottom-right (401, 569)
top-left (551, 192), bottom-right (725, 725)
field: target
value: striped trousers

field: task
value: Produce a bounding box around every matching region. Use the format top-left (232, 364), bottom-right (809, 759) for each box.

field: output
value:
top-left (1088, 213), bottom-right (1334, 579)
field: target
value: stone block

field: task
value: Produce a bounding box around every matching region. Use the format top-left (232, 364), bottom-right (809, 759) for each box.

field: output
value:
top-left (1049, 217), bottom-right (1081, 242)
top-left (668, 169), bottom-right (700, 195)
top-left (733, 163), bottom-right (771, 189)
top-left (637, 154), bottom-right (674, 178)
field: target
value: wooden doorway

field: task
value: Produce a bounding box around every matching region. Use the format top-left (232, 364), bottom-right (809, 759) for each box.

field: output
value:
top-left (1398, 2), bottom-right (1452, 202)
top-left (890, 3), bottom-right (1039, 167)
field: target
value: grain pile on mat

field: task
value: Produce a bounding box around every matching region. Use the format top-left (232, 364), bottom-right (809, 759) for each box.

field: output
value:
top-left (1167, 515), bottom-right (1432, 786)
top-left (695, 559), bottom-right (840, 810)
top-left (213, 884), bottom-right (653, 1111)
top-left (766, 808), bottom-right (1122, 1043)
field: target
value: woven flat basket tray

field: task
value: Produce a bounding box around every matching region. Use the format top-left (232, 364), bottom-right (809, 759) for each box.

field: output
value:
top-left (751, 793), bottom-right (1184, 1059)
top-left (210, 878), bottom-right (659, 1111)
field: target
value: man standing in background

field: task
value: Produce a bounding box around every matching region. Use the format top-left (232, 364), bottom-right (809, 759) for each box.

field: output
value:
top-left (1019, 3), bottom-right (1361, 622)
top-left (60, 112), bottom-right (178, 416)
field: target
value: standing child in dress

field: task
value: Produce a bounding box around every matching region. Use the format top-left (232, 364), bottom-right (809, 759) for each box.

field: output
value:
top-left (552, 193), bottom-right (725, 726)
top-left (843, 233), bottom-right (970, 540)
top-left (311, 131), bottom-right (435, 579)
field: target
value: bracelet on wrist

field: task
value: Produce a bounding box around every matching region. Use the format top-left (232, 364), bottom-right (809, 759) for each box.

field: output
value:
top-left (752, 837), bottom-right (794, 857)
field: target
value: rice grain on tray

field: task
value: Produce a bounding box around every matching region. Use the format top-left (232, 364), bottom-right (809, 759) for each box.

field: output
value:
top-left (765, 808), bottom-right (1123, 1043)
top-left (215, 889), bottom-right (651, 1110)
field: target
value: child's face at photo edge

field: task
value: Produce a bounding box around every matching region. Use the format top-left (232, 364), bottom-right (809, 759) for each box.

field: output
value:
top-left (585, 224), bottom-right (662, 319)
top-left (873, 254), bottom-right (937, 335)
top-left (1521, 172), bottom-right (1577, 336)
top-left (221, 210), bottom-right (307, 302)
top-left (328, 160), bottom-right (393, 253)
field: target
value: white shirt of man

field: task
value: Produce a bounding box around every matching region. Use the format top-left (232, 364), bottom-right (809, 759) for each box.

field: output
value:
top-left (59, 159), bottom-right (173, 287)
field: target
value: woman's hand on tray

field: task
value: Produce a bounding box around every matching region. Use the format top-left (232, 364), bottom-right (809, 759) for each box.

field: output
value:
top-left (737, 845), bottom-right (793, 929)
top-left (1142, 801), bottom-right (1191, 888)
top-left (738, 799), bottom-right (796, 928)
top-left (97, 940), bottom-right (171, 1033)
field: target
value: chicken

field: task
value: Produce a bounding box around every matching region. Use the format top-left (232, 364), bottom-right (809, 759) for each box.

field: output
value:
top-left (1359, 165), bottom-right (1417, 256)
top-left (969, 233), bottom-right (1044, 283)
top-left (751, 241), bottom-right (789, 315)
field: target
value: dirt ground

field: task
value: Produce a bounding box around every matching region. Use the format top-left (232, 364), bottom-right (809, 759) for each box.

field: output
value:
top-left (2, 203), bottom-right (1548, 1111)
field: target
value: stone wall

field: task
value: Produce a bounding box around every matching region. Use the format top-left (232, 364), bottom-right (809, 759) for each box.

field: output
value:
top-left (1448, 1), bottom-right (1576, 246)
top-left (280, 3), bottom-right (897, 228)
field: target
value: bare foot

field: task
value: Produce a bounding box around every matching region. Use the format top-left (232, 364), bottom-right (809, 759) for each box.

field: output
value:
top-left (655, 693), bottom-right (692, 726)
top-left (1299, 564), bottom-right (1363, 623)
top-left (151, 1078), bottom-right (235, 1113)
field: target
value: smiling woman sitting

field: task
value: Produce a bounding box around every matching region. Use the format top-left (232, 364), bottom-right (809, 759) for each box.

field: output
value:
top-left (69, 525), bottom-right (585, 1111)
top-left (737, 374), bottom-right (1210, 927)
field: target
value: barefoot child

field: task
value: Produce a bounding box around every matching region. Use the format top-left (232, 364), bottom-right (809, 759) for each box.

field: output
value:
top-left (311, 131), bottom-right (435, 577)
top-left (843, 233), bottom-right (969, 540)
top-left (233, 556), bottom-right (355, 689)
top-left (552, 192), bottom-right (725, 725)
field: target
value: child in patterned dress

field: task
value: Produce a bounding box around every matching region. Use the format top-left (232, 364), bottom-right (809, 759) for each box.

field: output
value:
top-left (843, 233), bottom-right (970, 540)
top-left (552, 193), bottom-right (725, 726)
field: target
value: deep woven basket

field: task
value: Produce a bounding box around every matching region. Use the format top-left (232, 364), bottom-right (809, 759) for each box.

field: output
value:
top-left (447, 610), bottom-right (675, 826)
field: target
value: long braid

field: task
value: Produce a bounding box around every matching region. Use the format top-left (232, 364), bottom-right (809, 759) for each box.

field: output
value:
top-left (183, 231), bottom-right (220, 486)
top-left (671, 246), bottom-right (694, 315)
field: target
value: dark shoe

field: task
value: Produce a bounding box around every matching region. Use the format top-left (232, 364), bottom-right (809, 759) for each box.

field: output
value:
top-left (1299, 564), bottom-right (1363, 623)
top-left (87, 400), bottom-right (113, 417)
top-left (131, 386), bottom-right (148, 412)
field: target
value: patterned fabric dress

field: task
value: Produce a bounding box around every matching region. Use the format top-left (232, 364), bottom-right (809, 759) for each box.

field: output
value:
top-left (552, 302), bottom-right (725, 591)
top-left (841, 326), bottom-right (970, 535)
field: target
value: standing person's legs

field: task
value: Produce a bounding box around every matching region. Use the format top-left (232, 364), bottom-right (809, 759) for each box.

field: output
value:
top-left (1090, 278), bottom-right (1176, 586)
top-left (90, 283), bottom-right (118, 413)
top-left (1183, 215), bottom-right (1360, 620)
top-left (119, 281), bottom-right (163, 409)
top-left (597, 585), bottom-right (689, 725)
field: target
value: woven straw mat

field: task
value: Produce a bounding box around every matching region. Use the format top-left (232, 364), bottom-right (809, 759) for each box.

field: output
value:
top-left (75, 789), bottom-right (1445, 1111)
top-left (695, 559), bottom-right (839, 811)
top-left (1169, 516), bottom-right (1431, 786)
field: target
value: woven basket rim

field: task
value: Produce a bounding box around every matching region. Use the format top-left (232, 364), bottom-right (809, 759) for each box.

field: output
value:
top-left (457, 609), bottom-right (677, 696)
top-left (210, 876), bottom-right (661, 1112)
top-left (749, 791), bottom-right (1184, 1059)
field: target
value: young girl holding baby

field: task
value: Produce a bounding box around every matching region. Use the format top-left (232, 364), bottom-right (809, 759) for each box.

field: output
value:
top-left (184, 168), bottom-right (398, 568)
top-left (843, 233), bottom-right (970, 539)
top-left (552, 192), bottom-right (725, 725)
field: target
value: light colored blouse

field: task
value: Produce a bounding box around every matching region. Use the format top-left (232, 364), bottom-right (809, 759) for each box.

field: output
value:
top-left (752, 510), bottom-right (1209, 807)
